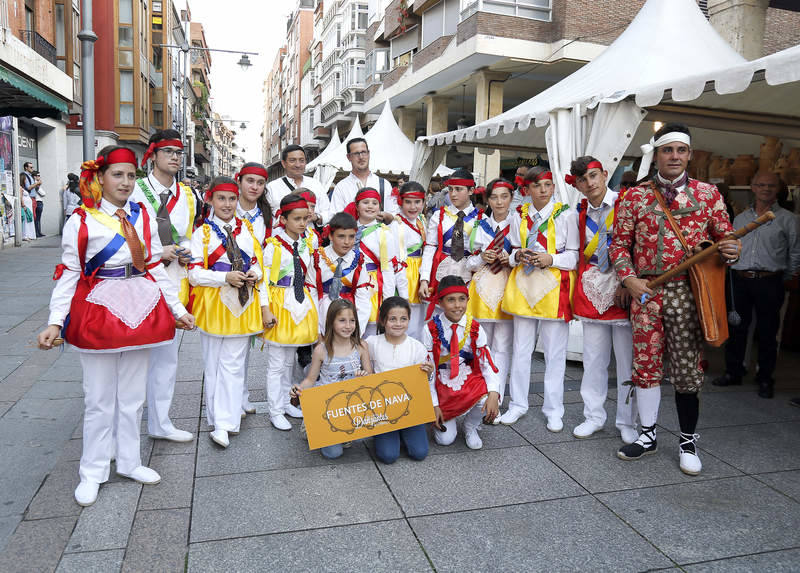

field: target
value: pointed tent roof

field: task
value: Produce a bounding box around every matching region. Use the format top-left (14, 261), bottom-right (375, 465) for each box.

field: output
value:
top-left (306, 118), bottom-right (364, 172)
top-left (305, 125), bottom-right (341, 171)
top-left (422, 0), bottom-right (748, 148)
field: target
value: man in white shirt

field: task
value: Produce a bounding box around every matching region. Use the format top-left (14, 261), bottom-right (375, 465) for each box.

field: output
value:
top-left (330, 138), bottom-right (397, 219)
top-left (131, 129), bottom-right (196, 443)
top-left (266, 144), bottom-right (331, 224)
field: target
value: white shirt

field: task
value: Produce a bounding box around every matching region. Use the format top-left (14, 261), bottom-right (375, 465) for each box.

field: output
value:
top-left (330, 171), bottom-right (398, 215)
top-left (466, 212), bottom-right (519, 272)
top-left (508, 200), bottom-right (579, 271)
top-left (421, 313), bottom-right (500, 407)
top-left (236, 203), bottom-right (269, 247)
top-left (131, 175), bottom-right (195, 252)
top-left (48, 200), bottom-right (186, 326)
top-left (420, 204), bottom-right (480, 283)
top-left (266, 175), bottom-right (331, 224)
top-left (367, 334), bottom-right (428, 374)
top-left (357, 218), bottom-right (406, 302)
top-left (188, 215), bottom-right (265, 299)
top-left (313, 244), bottom-right (373, 334)
top-left (391, 213), bottom-right (426, 262)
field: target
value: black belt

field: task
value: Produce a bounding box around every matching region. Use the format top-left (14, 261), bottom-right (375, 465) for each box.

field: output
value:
top-left (736, 270), bottom-right (781, 279)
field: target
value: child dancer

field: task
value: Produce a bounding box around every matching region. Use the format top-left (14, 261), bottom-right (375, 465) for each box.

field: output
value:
top-left (312, 212), bottom-right (373, 333)
top-left (392, 181), bottom-right (427, 340)
top-left (189, 177), bottom-right (267, 448)
top-left (423, 276), bottom-right (501, 449)
top-left (419, 168), bottom-right (483, 311)
top-left (38, 146), bottom-right (194, 506)
top-left (368, 297), bottom-right (433, 463)
top-left (466, 178), bottom-right (517, 418)
top-left (235, 162), bottom-right (272, 416)
top-left (290, 299), bottom-right (372, 459)
top-left (500, 166), bottom-right (578, 432)
top-left (353, 187), bottom-right (407, 337)
top-left (262, 194), bottom-right (320, 431)
top-left (567, 157), bottom-right (637, 443)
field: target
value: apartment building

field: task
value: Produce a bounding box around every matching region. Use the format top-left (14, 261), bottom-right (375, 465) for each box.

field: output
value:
top-left (190, 20), bottom-right (213, 177)
top-left (1, 0), bottom-right (74, 241)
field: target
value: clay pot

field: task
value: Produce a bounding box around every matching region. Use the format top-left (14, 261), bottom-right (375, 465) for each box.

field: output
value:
top-left (690, 149), bottom-right (712, 181)
top-left (774, 155), bottom-right (790, 184)
top-left (731, 154), bottom-right (756, 186)
top-left (787, 148), bottom-right (800, 185)
top-left (759, 136), bottom-right (782, 172)
top-left (708, 156), bottom-right (730, 181)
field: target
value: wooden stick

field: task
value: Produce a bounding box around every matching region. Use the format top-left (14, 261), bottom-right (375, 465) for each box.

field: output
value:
top-left (646, 211), bottom-right (775, 289)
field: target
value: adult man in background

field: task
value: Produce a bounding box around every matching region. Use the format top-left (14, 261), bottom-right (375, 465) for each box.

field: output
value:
top-left (713, 170), bottom-right (800, 398)
top-left (330, 138), bottom-right (397, 219)
top-left (30, 171), bottom-right (45, 237)
top-left (266, 144), bottom-right (330, 224)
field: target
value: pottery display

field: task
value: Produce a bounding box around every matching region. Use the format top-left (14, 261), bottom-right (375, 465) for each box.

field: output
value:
top-left (787, 148), bottom-right (800, 185)
top-left (731, 154), bottom-right (756, 186)
top-left (689, 149), bottom-right (712, 181)
top-left (759, 136), bottom-right (782, 172)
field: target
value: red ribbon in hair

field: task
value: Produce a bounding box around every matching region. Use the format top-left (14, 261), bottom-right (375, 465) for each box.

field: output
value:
top-left (425, 284), bottom-right (470, 320)
top-left (141, 139), bottom-right (184, 167)
top-left (275, 199), bottom-right (310, 219)
top-left (514, 175), bottom-right (525, 187)
top-left (444, 178), bottom-right (476, 188)
top-left (299, 190), bottom-right (317, 204)
top-left (399, 190), bottom-right (425, 200)
top-left (355, 188), bottom-right (381, 203)
top-left (490, 181), bottom-right (514, 191)
top-left (204, 182), bottom-right (240, 202)
top-left (235, 165), bottom-right (268, 181)
top-left (474, 186), bottom-right (486, 195)
top-left (104, 148), bottom-right (138, 167)
top-left (565, 161), bottom-right (604, 187)
top-left (523, 171), bottom-right (553, 185)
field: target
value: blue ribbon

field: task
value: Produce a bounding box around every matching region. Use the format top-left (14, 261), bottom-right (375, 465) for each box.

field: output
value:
top-left (84, 202), bottom-right (141, 276)
top-left (478, 218), bottom-right (511, 253)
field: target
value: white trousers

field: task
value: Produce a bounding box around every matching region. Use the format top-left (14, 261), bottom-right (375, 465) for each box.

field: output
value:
top-left (481, 321), bottom-right (512, 403)
top-left (434, 400), bottom-right (484, 446)
top-left (201, 334), bottom-right (248, 432)
top-left (146, 331), bottom-right (181, 436)
top-left (579, 321), bottom-right (636, 431)
top-left (266, 344), bottom-right (298, 417)
top-left (79, 349), bottom-right (149, 483)
top-left (408, 304), bottom-right (425, 342)
top-left (242, 341), bottom-right (255, 408)
top-left (509, 317), bottom-right (569, 420)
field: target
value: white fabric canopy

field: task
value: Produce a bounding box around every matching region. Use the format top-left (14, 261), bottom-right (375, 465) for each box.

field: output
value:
top-left (306, 125), bottom-right (341, 171)
top-left (308, 121), bottom-right (364, 194)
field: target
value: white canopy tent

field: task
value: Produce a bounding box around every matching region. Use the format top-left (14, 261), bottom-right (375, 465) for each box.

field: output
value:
top-left (307, 120), bottom-right (364, 195)
top-left (411, 0), bottom-right (791, 206)
top-left (306, 125), bottom-right (341, 171)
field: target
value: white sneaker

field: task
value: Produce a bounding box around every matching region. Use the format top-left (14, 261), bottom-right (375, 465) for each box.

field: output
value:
top-left (572, 420), bottom-right (602, 438)
top-left (270, 414), bottom-right (292, 431)
top-left (465, 429), bottom-right (483, 450)
top-left (149, 429), bottom-right (194, 443)
top-left (619, 426), bottom-right (639, 445)
top-left (210, 429), bottom-right (229, 448)
top-left (546, 416), bottom-right (564, 433)
top-left (74, 481), bottom-right (99, 507)
top-left (499, 407), bottom-right (527, 425)
top-left (285, 403), bottom-right (304, 419)
top-left (679, 432), bottom-right (702, 476)
top-left (242, 400), bottom-right (256, 415)
top-left (117, 466), bottom-right (161, 484)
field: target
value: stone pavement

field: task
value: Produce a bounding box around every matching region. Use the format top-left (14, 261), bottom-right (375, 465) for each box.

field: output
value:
top-left (1, 236), bottom-right (800, 572)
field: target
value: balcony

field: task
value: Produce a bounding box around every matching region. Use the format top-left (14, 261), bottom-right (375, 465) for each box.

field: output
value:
top-left (18, 30), bottom-right (56, 66)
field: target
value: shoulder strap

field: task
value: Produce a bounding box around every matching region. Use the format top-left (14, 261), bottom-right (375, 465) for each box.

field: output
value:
top-left (650, 182), bottom-right (692, 256)
top-left (282, 177), bottom-right (295, 191)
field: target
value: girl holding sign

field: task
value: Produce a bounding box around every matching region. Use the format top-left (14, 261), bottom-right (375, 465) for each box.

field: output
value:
top-left (290, 299), bottom-right (372, 459)
top-left (367, 297), bottom-right (434, 464)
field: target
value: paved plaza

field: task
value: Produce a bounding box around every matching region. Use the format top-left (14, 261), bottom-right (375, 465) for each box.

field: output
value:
top-left (0, 237), bottom-right (799, 572)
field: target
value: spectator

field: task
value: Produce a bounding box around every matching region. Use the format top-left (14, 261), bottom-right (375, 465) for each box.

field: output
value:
top-left (329, 138), bottom-right (396, 219)
top-left (29, 170), bottom-right (46, 237)
top-left (19, 181), bottom-right (36, 241)
top-left (425, 179), bottom-right (448, 216)
top-left (713, 171), bottom-right (800, 398)
top-left (61, 173), bottom-right (81, 221)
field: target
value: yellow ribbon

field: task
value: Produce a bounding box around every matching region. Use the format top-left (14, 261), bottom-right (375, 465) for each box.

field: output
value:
top-left (520, 203), bottom-right (561, 255)
top-left (180, 182), bottom-right (195, 240)
top-left (583, 207), bottom-right (615, 260)
top-left (436, 313), bottom-right (473, 364)
top-left (266, 237), bottom-right (282, 285)
top-left (202, 224), bottom-right (210, 268)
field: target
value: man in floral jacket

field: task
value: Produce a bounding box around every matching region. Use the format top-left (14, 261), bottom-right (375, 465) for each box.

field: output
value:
top-left (609, 123), bottom-right (741, 476)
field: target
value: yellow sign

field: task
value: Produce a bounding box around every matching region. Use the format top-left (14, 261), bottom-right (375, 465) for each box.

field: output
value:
top-left (300, 366), bottom-right (435, 450)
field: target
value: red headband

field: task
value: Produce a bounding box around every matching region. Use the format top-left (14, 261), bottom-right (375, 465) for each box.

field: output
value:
top-left (437, 285), bottom-right (469, 299)
top-left (564, 161), bottom-right (604, 187)
top-left (514, 175), bottom-right (526, 187)
top-left (235, 165), bottom-right (268, 181)
top-left (103, 148), bottom-right (138, 168)
top-left (204, 182), bottom-right (240, 202)
top-left (445, 178), bottom-right (476, 188)
top-left (400, 191), bottom-right (425, 200)
top-left (276, 199), bottom-right (310, 218)
top-left (299, 190), bottom-right (317, 204)
top-left (355, 188), bottom-right (381, 203)
top-left (491, 181), bottom-right (514, 191)
top-left (474, 186), bottom-right (486, 195)
top-left (524, 171), bottom-right (553, 185)
top-left (141, 139), bottom-right (184, 167)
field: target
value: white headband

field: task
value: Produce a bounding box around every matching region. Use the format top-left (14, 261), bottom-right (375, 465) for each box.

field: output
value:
top-left (637, 131), bottom-right (691, 181)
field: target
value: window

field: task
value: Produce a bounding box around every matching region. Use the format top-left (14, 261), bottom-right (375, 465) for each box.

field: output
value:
top-left (73, 8), bottom-right (80, 61)
top-left (459, 0), bottom-right (551, 22)
top-left (73, 63), bottom-right (81, 104)
top-left (120, 70), bottom-right (134, 124)
top-left (422, 0), bottom-right (459, 49)
top-left (119, 0), bottom-right (133, 24)
top-left (119, 26), bottom-right (133, 47)
top-left (55, 4), bottom-right (66, 64)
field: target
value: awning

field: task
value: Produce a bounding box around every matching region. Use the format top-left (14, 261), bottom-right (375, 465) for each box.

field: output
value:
top-left (0, 64), bottom-right (69, 119)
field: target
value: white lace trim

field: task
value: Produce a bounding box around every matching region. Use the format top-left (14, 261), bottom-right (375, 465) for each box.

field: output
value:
top-left (475, 266), bottom-right (509, 312)
top-left (86, 277), bottom-right (161, 330)
top-left (581, 265), bottom-right (620, 315)
top-left (515, 267), bottom-right (559, 309)
top-left (440, 365), bottom-right (469, 391)
top-left (220, 284), bottom-right (253, 317)
top-left (436, 257), bottom-right (472, 284)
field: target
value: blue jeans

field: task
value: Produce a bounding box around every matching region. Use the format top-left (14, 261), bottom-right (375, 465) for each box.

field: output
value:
top-left (373, 424), bottom-right (429, 464)
top-left (320, 444), bottom-right (343, 459)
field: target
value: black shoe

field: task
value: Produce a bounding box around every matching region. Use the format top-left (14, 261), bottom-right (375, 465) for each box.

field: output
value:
top-left (617, 424), bottom-right (657, 460)
top-left (712, 373), bottom-right (742, 387)
top-left (757, 380), bottom-right (774, 399)
top-left (790, 397), bottom-right (800, 408)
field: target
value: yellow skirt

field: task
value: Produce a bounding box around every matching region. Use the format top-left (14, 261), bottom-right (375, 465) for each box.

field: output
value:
top-left (501, 266), bottom-right (575, 320)
top-left (367, 269), bottom-right (382, 323)
top-left (467, 267), bottom-right (512, 322)
top-left (405, 256), bottom-right (422, 304)
top-left (192, 286), bottom-right (264, 336)
top-left (178, 277), bottom-right (191, 307)
top-left (261, 285), bottom-right (319, 346)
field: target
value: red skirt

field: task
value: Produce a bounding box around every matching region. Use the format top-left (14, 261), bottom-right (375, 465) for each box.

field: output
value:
top-left (63, 277), bottom-right (176, 351)
top-left (436, 370), bottom-right (488, 421)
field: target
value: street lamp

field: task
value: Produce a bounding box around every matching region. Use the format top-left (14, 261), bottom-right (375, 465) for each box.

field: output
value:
top-left (237, 54), bottom-right (252, 70)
